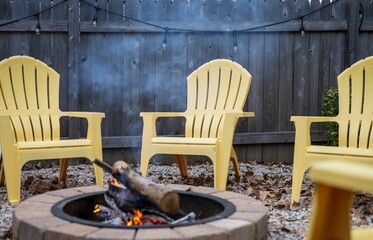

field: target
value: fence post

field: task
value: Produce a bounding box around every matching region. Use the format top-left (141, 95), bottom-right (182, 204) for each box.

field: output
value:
top-left (67, 0), bottom-right (80, 138)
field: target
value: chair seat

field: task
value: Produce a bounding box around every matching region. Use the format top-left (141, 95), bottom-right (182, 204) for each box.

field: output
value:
top-left (307, 146), bottom-right (373, 157)
top-left (151, 137), bottom-right (218, 145)
top-left (17, 139), bottom-right (92, 149)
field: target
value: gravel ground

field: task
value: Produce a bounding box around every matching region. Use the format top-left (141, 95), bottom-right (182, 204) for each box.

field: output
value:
top-left (1, 160), bottom-right (372, 239)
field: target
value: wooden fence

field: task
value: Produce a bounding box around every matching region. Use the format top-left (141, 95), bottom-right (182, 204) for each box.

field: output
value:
top-left (1, 0), bottom-right (373, 164)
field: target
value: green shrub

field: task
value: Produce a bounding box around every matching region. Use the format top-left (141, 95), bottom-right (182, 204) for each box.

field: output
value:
top-left (321, 88), bottom-right (339, 146)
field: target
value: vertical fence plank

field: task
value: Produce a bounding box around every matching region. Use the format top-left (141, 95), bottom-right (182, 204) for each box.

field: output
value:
top-left (329, 0), bottom-right (346, 87)
top-left (262, 0), bottom-right (281, 163)
top-left (105, 0), bottom-right (125, 161)
top-left (120, 0), bottom-right (142, 165)
top-left (67, 0), bottom-right (81, 139)
top-left (155, 0), bottom-right (173, 137)
top-left (52, 0), bottom-right (68, 136)
top-left (202, 1), bottom-right (219, 62)
top-left (0, 0), bottom-right (11, 59)
top-left (277, 0), bottom-right (296, 163)
top-left (319, 0), bottom-right (332, 94)
top-left (293, 0), bottom-right (311, 117)
top-left (309, 0), bottom-right (322, 117)
top-left (186, 0), bottom-right (204, 75)
top-left (9, 0), bottom-right (30, 55)
top-left (368, 2), bottom-right (373, 56)
top-left (346, 0), bottom-right (362, 65)
top-left (246, 0), bottom-right (266, 162)
top-left (168, 0), bottom-right (188, 135)
top-left (359, 1), bottom-right (373, 59)
top-left (79, 0), bottom-right (96, 140)
top-left (233, 0), bottom-right (252, 163)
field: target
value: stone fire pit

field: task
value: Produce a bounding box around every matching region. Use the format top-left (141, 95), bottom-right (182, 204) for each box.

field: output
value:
top-left (12, 184), bottom-right (267, 240)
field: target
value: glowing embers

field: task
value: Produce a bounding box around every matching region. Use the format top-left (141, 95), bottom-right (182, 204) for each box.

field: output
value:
top-left (93, 204), bottom-right (170, 226)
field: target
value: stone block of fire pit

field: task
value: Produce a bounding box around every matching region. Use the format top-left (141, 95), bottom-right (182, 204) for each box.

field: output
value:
top-left (13, 184), bottom-right (268, 240)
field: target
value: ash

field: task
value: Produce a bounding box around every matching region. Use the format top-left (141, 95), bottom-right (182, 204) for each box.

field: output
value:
top-left (1, 161), bottom-right (372, 239)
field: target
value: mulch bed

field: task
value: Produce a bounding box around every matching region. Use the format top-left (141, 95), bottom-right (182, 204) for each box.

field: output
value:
top-left (1, 160), bottom-right (372, 239)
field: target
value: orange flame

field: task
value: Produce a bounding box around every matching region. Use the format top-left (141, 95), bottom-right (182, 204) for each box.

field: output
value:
top-left (126, 209), bottom-right (143, 226)
top-left (109, 178), bottom-right (122, 187)
top-left (125, 209), bottom-right (166, 226)
top-left (93, 204), bottom-right (101, 214)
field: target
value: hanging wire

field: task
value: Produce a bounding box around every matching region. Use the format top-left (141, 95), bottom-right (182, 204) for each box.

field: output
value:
top-left (0, 0), bottom-right (342, 41)
top-left (0, 0), bottom-right (67, 28)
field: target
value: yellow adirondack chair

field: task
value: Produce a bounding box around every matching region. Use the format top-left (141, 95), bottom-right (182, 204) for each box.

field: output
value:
top-left (290, 56), bottom-right (373, 204)
top-left (308, 161), bottom-right (373, 240)
top-left (0, 55), bottom-right (105, 204)
top-left (140, 59), bottom-right (254, 190)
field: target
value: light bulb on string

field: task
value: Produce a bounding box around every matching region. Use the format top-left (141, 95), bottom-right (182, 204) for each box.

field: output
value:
top-left (300, 17), bottom-right (305, 37)
top-left (93, 15), bottom-right (97, 27)
top-left (93, 7), bottom-right (99, 27)
top-left (35, 15), bottom-right (41, 35)
top-left (162, 28), bottom-right (168, 50)
top-left (233, 30), bottom-right (238, 52)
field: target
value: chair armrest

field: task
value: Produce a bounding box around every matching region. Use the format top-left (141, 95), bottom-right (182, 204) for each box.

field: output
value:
top-left (140, 112), bottom-right (186, 139)
top-left (291, 116), bottom-right (338, 152)
top-left (62, 111), bottom-right (105, 140)
top-left (242, 112), bottom-right (255, 118)
top-left (291, 116), bottom-right (337, 123)
top-left (62, 111), bottom-right (105, 119)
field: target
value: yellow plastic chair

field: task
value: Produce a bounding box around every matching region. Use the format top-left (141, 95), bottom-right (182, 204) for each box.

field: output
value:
top-left (140, 59), bottom-right (254, 190)
top-left (290, 56), bottom-right (373, 204)
top-left (0, 55), bottom-right (105, 204)
top-left (308, 161), bottom-right (373, 240)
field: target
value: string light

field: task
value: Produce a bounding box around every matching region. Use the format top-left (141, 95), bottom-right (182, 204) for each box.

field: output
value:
top-left (35, 15), bottom-right (41, 35)
top-left (233, 31), bottom-right (238, 52)
top-left (93, 7), bottom-right (98, 27)
top-left (359, 3), bottom-right (364, 32)
top-left (300, 17), bottom-right (305, 37)
top-left (162, 28), bottom-right (168, 50)
top-left (0, 0), bottom-right (344, 44)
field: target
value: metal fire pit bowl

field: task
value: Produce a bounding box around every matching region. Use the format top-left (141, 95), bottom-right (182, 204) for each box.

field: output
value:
top-left (51, 190), bottom-right (236, 229)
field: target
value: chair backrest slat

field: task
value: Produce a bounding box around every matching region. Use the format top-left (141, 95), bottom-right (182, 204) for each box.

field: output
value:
top-left (337, 56), bottom-right (373, 149)
top-left (0, 56), bottom-right (61, 142)
top-left (186, 59), bottom-right (252, 138)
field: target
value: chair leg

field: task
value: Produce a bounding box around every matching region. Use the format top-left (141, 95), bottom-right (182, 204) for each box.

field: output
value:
top-left (175, 155), bottom-right (188, 178)
top-left (2, 154), bottom-right (21, 204)
top-left (0, 161), bottom-right (5, 186)
top-left (140, 152), bottom-right (153, 177)
top-left (291, 159), bottom-right (307, 204)
top-left (92, 159), bottom-right (104, 186)
top-left (214, 153), bottom-right (230, 190)
top-left (308, 183), bottom-right (352, 240)
top-left (230, 147), bottom-right (240, 180)
top-left (59, 158), bottom-right (69, 182)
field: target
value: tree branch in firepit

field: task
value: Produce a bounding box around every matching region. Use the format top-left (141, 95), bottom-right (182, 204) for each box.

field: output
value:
top-left (93, 160), bottom-right (180, 213)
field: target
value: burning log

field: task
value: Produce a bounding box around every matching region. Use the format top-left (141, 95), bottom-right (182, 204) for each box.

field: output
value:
top-left (93, 160), bottom-right (180, 213)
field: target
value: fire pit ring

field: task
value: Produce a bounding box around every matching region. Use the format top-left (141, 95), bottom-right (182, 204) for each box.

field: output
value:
top-left (51, 190), bottom-right (236, 229)
top-left (13, 184), bottom-right (268, 240)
